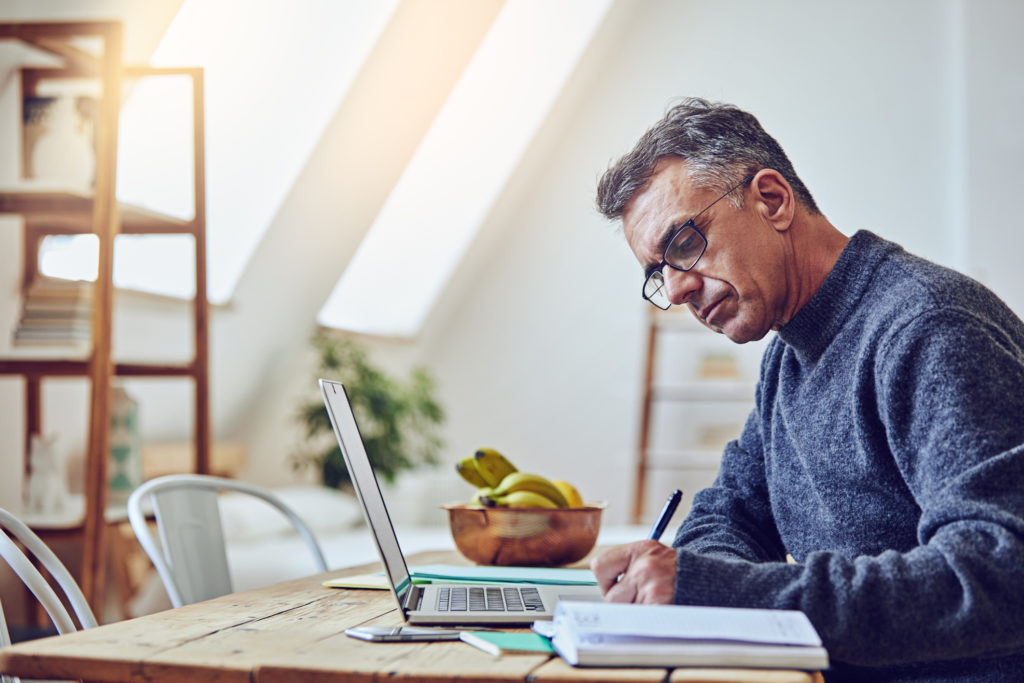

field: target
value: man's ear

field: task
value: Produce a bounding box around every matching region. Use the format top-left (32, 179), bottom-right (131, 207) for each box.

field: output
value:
top-left (751, 169), bottom-right (794, 232)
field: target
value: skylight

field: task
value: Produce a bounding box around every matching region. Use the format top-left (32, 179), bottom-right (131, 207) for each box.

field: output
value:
top-left (41, 0), bottom-right (398, 304)
top-left (317, 0), bottom-right (614, 338)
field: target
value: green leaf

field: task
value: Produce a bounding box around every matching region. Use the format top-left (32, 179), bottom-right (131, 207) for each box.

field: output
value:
top-left (290, 330), bottom-right (446, 489)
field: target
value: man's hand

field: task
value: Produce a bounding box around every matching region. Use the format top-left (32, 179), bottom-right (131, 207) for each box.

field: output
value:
top-left (589, 540), bottom-right (677, 604)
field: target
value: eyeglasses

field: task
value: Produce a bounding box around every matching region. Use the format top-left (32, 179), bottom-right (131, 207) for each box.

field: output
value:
top-left (642, 175), bottom-right (753, 310)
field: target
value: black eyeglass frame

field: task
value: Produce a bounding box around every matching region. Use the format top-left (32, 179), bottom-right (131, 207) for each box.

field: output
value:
top-left (642, 174), bottom-right (755, 310)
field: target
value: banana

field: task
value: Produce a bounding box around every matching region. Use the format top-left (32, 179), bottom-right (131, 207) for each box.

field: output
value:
top-left (473, 447), bottom-right (517, 487)
top-left (456, 456), bottom-right (490, 488)
top-left (491, 472), bottom-right (569, 508)
top-left (468, 486), bottom-right (494, 507)
top-left (551, 479), bottom-right (584, 508)
top-left (484, 489), bottom-right (560, 509)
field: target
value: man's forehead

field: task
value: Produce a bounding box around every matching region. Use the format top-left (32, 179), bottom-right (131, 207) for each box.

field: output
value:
top-left (623, 158), bottom-right (698, 240)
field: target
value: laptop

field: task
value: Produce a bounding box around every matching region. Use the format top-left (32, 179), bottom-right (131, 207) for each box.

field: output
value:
top-left (319, 378), bottom-right (603, 625)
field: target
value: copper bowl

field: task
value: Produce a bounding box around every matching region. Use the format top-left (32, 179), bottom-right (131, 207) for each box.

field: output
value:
top-left (442, 502), bottom-right (605, 567)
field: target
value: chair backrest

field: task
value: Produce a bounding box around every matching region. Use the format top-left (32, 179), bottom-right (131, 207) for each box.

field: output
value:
top-left (1, 507), bottom-right (98, 683)
top-left (127, 474), bottom-right (328, 607)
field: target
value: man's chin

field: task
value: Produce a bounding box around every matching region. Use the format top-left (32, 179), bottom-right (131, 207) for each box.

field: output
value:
top-left (718, 319), bottom-right (769, 345)
top-left (690, 311), bottom-right (766, 344)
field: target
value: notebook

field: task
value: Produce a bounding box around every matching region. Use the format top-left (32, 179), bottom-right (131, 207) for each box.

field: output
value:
top-left (323, 564), bottom-right (598, 590)
top-left (544, 601), bottom-right (829, 670)
top-left (459, 630), bottom-right (556, 656)
top-left (319, 379), bottom-right (602, 625)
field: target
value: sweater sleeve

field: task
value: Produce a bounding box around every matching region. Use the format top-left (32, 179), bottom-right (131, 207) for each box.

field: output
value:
top-left (671, 308), bottom-right (1024, 668)
top-left (672, 405), bottom-right (788, 564)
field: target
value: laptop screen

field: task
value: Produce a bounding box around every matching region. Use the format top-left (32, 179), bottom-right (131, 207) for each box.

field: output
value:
top-left (319, 379), bottom-right (415, 608)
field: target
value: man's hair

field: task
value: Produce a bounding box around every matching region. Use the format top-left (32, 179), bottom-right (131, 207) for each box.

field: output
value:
top-left (596, 98), bottom-right (820, 219)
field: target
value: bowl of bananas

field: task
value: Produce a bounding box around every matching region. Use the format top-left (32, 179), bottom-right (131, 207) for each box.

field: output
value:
top-left (443, 447), bottom-right (604, 567)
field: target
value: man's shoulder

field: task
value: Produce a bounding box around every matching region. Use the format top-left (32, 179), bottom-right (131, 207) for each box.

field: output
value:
top-left (857, 231), bottom-right (1004, 320)
top-left (856, 231), bottom-right (961, 290)
top-left (850, 233), bottom-right (1024, 360)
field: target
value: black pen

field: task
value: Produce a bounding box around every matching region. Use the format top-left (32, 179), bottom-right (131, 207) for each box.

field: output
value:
top-left (648, 489), bottom-right (682, 541)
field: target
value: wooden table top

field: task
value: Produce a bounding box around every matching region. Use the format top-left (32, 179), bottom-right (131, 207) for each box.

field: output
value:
top-left (0, 550), bottom-right (823, 683)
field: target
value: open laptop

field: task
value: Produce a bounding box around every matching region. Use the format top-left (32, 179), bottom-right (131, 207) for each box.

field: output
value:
top-left (319, 378), bottom-right (602, 625)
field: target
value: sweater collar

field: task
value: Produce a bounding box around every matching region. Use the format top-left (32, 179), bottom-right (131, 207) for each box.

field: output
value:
top-left (776, 230), bottom-right (891, 359)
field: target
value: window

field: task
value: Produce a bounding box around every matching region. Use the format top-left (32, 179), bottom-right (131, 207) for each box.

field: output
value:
top-left (318, 0), bottom-right (613, 337)
top-left (40, 0), bottom-right (398, 304)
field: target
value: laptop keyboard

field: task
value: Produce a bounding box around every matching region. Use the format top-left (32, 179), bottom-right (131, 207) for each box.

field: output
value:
top-left (436, 586), bottom-right (545, 612)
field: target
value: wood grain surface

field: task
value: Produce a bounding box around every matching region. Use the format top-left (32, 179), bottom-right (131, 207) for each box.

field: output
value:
top-left (0, 551), bottom-right (820, 683)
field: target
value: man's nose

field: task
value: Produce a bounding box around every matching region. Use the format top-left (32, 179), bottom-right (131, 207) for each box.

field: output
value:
top-left (662, 266), bottom-right (701, 306)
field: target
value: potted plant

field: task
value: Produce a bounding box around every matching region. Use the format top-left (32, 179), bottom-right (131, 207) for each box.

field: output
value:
top-left (292, 330), bottom-right (445, 489)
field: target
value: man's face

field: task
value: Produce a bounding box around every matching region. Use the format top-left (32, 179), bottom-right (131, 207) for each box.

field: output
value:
top-left (622, 158), bottom-right (787, 344)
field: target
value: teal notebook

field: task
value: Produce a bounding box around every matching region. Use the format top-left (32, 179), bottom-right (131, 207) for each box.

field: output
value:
top-left (459, 631), bottom-right (555, 656)
top-left (324, 564), bottom-right (597, 590)
top-left (411, 564), bottom-right (597, 586)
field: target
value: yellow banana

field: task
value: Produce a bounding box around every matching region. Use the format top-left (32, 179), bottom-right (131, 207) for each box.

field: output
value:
top-left (468, 486), bottom-right (493, 507)
top-left (473, 447), bottom-right (517, 487)
top-left (492, 472), bottom-right (569, 508)
top-left (551, 479), bottom-right (584, 508)
top-left (456, 456), bottom-right (490, 488)
top-left (485, 489), bottom-right (560, 509)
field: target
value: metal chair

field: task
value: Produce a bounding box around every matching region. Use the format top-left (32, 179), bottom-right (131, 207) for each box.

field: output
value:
top-left (126, 474), bottom-right (328, 607)
top-left (1, 507), bottom-right (98, 683)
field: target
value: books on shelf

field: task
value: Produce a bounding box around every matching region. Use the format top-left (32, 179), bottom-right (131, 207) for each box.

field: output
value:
top-left (12, 276), bottom-right (93, 346)
top-left (540, 601), bottom-right (829, 671)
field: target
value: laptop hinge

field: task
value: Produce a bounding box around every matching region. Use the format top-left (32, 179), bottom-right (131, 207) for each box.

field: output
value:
top-left (404, 584), bottom-right (424, 612)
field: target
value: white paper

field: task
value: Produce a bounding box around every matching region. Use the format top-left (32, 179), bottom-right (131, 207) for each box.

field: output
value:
top-left (554, 602), bottom-right (822, 647)
top-left (550, 602), bottom-right (829, 670)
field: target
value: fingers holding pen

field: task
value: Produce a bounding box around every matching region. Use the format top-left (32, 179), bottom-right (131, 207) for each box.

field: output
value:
top-left (590, 540), bottom-right (678, 604)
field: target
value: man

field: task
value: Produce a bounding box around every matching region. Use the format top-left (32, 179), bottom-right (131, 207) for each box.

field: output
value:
top-left (590, 98), bottom-right (1024, 681)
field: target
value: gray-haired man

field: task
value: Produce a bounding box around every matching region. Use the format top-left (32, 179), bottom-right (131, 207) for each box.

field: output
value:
top-left (590, 98), bottom-right (1024, 682)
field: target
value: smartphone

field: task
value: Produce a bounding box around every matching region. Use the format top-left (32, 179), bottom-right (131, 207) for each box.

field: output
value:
top-left (343, 626), bottom-right (462, 642)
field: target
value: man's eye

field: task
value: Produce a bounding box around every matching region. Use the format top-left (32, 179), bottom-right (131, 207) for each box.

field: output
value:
top-left (667, 229), bottom-right (699, 258)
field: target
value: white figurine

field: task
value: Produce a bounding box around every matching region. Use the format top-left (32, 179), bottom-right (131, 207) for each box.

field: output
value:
top-left (25, 434), bottom-right (69, 515)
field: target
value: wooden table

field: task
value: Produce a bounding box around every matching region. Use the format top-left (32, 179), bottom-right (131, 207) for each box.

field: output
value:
top-left (0, 550), bottom-right (823, 683)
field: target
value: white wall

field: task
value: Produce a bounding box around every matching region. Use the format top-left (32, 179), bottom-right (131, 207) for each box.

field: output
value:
top-left (963, 0), bottom-right (1024, 313)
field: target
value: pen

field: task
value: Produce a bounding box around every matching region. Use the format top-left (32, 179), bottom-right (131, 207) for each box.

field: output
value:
top-left (614, 489), bottom-right (684, 586)
top-left (648, 489), bottom-right (682, 541)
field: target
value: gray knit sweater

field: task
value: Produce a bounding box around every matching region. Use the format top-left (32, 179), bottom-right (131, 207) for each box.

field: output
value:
top-left (672, 231), bottom-right (1024, 682)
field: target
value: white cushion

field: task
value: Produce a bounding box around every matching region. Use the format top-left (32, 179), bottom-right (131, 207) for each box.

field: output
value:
top-left (218, 485), bottom-right (363, 542)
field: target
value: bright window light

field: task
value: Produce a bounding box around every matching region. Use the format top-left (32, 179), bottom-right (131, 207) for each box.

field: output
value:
top-left (150, 0), bottom-right (398, 304)
top-left (40, 0), bottom-right (398, 303)
top-left (38, 234), bottom-right (196, 298)
top-left (114, 235), bottom-right (196, 298)
top-left (117, 74), bottom-right (195, 221)
top-left (39, 235), bottom-right (98, 282)
top-left (317, 0), bottom-right (614, 338)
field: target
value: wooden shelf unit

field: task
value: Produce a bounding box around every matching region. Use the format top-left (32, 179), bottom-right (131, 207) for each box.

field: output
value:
top-left (632, 307), bottom-right (766, 524)
top-left (0, 22), bottom-right (210, 618)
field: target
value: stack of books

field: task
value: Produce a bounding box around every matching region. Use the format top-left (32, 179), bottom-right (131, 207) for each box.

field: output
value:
top-left (13, 276), bottom-right (93, 347)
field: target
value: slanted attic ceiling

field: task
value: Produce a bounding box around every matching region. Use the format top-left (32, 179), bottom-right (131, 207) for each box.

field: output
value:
top-left (2, 0), bottom-right (618, 442)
